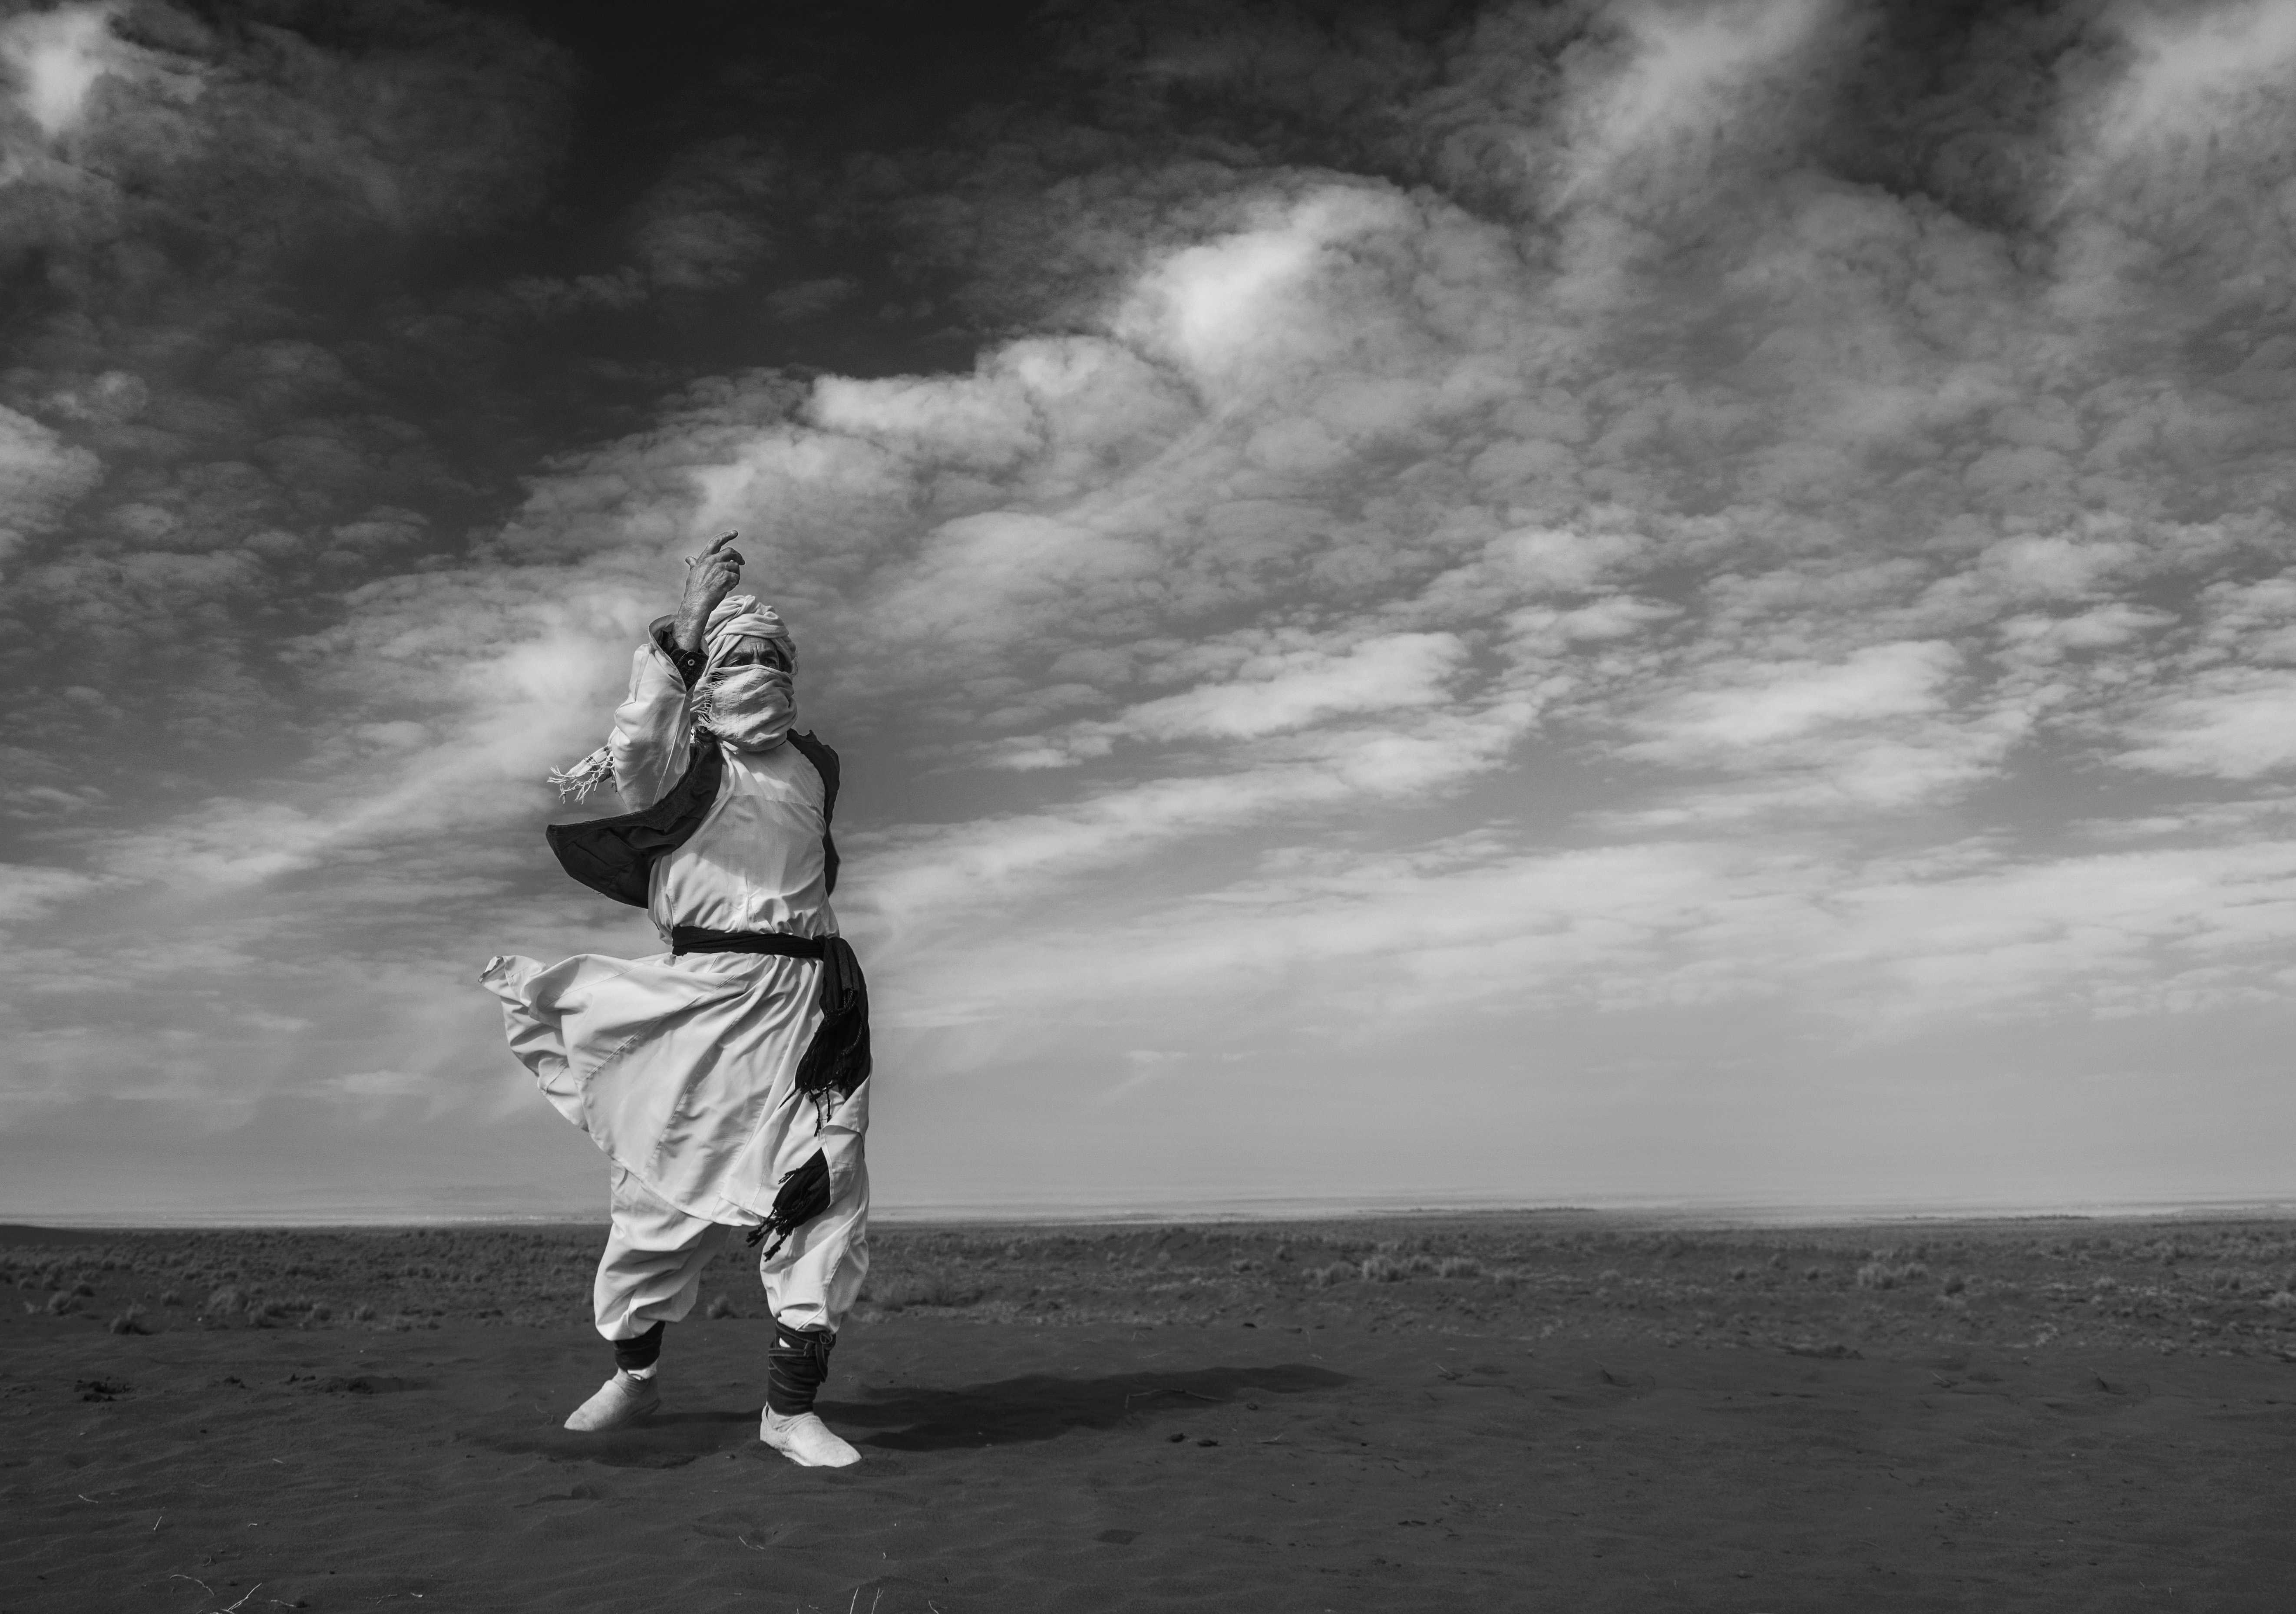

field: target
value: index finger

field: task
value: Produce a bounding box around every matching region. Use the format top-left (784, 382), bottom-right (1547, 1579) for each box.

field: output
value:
top-left (705, 530), bottom-right (741, 555)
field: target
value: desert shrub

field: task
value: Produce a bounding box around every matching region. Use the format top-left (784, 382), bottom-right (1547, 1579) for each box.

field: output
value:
top-left (1942, 1274), bottom-right (1966, 1295)
top-left (108, 1304), bottom-right (150, 1336)
top-left (159, 1290), bottom-right (182, 1307)
top-left (704, 1294), bottom-right (734, 1319)
top-left (1305, 1263), bottom-right (1351, 1288)
top-left (2090, 1276), bottom-right (2118, 1295)
top-left (45, 1292), bottom-right (76, 1316)
top-left (203, 1285), bottom-right (244, 1315)
top-left (1437, 1257), bottom-right (1483, 1280)
top-left (1360, 1254), bottom-right (1407, 1283)
top-left (352, 1304), bottom-right (375, 1322)
top-left (1405, 1254), bottom-right (1439, 1277)
top-left (2265, 1291), bottom-right (2296, 1313)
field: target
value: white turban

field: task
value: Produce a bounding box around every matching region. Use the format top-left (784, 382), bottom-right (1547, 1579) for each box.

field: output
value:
top-left (703, 594), bottom-right (796, 676)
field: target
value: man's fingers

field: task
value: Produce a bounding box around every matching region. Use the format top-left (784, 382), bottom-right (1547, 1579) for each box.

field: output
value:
top-left (705, 530), bottom-right (741, 555)
top-left (715, 549), bottom-right (744, 571)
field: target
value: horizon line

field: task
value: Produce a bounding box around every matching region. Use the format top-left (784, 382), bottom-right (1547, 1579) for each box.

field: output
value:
top-left (6, 1190), bottom-right (2295, 1234)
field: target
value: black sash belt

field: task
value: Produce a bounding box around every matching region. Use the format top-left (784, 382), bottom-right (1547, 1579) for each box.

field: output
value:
top-left (669, 926), bottom-right (826, 960)
top-left (667, 925), bottom-right (875, 1257)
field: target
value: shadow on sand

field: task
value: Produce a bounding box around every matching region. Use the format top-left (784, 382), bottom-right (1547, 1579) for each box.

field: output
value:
top-left (469, 1403), bottom-right (756, 1469)
top-left (467, 1361), bottom-right (1349, 1467)
top-left (830, 1361), bottom-right (1350, 1451)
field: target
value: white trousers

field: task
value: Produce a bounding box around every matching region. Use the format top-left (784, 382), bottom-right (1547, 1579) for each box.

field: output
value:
top-left (593, 1158), bottom-right (871, 1342)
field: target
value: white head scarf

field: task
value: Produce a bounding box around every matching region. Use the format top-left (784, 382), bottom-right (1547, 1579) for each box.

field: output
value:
top-left (547, 594), bottom-right (800, 799)
top-left (690, 594), bottom-right (798, 752)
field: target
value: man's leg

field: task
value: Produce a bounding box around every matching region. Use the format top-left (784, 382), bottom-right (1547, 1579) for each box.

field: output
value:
top-left (565, 1164), bottom-right (727, 1432)
top-left (758, 1155), bottom-right (870, 1466)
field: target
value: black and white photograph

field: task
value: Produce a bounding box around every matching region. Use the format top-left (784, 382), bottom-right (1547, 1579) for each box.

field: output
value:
top-left (3, 0), bottom-right (2293, 1607)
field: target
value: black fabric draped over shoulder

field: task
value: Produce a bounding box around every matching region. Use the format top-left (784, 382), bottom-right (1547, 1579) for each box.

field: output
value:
top-left (546, 730), bottom-right (841, 908)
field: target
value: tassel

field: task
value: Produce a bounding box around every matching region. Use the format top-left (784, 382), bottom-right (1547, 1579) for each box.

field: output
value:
top-left (546, 745), bottom-right (617, 803)
top-left (745, 1150), bottom-right (832, 1259)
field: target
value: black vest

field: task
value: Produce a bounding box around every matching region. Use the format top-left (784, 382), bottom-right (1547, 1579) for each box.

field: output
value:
top-left (545, 731), bottom-right (841, 908)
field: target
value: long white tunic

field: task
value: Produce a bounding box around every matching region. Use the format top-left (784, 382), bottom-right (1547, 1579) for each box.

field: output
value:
top-left (481, 638), bottom-right (868, 1228)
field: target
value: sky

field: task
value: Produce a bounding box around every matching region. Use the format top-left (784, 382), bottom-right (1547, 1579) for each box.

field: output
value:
top-left (3, 0), bottom-right (2296, 1223)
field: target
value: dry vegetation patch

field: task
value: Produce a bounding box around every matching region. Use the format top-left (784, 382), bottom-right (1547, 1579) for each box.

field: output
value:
top-left (5, 1216), bottom-right (2293, 1359)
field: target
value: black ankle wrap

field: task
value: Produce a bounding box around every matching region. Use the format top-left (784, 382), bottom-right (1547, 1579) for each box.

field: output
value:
top-left (766, 1319), bottom-right (835, 1414)
top-left (613, 1320), bottom-right (665, 1373)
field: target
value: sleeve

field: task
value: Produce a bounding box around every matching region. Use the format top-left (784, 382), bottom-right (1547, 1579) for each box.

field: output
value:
top-left (608, 640), bottom-right (695, 812)
top-left (651, 621), bottom-right (709, 686)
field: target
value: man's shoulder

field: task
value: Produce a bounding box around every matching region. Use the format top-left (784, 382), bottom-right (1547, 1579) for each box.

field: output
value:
top-left (786, 731), bottom-right (840, 815)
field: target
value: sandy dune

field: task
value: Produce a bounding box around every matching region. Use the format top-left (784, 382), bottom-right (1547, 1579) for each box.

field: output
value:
top-left (5, 1216), bottom-right (2293, 1611)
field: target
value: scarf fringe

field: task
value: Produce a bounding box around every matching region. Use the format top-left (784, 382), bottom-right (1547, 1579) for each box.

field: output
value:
top-left (547, 745), bottom-right (617, 803)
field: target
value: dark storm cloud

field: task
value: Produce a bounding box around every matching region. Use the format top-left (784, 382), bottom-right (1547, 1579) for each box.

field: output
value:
top-left (0, 0), bottom-right (578, 794)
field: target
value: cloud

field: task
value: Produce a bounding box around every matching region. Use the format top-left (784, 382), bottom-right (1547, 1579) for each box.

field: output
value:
top-left (1626, 640), bottom-right (1959, 755)
top-left (884, 823), bottom-right (2296, 1060)
top-left (2117, 670), bottom-right (2296, 781)
top-left (2089, 0), bottom-right (2296, 160)
top-left (0, 1), bottom-right (124, 139)
top-left (989, 630), bottom-right (1472, 767)
top-left (0, 403), bottom-right (100, 572)
top-left (1563, 0), bottom-right (1840, 201)
top-left (0, 862), bottom-right (112, 928)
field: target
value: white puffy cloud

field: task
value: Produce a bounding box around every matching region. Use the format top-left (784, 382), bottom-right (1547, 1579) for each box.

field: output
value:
top-left (0, 2), bottom-right (125, 139)
top-left (2086, 0), bottom-right (2296, 164)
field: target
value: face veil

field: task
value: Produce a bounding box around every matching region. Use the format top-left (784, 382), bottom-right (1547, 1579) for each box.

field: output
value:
top-left (692, 595), bottom-right (798, 752)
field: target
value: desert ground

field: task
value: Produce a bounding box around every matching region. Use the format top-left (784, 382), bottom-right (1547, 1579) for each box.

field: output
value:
top-left (4, 1213), bottom-right (2293, 1612)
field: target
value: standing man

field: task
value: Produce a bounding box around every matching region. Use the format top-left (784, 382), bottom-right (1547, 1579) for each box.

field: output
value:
top-left (482, 532), bottom-right (872, 1469)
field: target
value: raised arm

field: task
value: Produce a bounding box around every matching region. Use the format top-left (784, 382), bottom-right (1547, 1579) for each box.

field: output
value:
top-left (608, 533), bottom-right (745, 809)
top-left (675, 531), bottom-right (745, 652)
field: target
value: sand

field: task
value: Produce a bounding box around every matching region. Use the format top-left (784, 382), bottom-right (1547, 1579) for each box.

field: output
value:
top-left (4, 1215), bottom-right (2294, 1611)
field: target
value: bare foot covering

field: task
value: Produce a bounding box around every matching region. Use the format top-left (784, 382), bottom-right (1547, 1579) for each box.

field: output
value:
top-left (759, 1409), bottom-right (860, 1468)
top-left (564, 1370), bottom-right (661, 1432)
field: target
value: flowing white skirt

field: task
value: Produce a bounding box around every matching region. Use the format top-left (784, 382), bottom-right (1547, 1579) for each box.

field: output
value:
top-left (479, 948), bottom-right (842, 1225)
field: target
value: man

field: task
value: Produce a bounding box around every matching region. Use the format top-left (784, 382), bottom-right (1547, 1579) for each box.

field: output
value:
top-left (481, 532), bottom-right (871, 1469)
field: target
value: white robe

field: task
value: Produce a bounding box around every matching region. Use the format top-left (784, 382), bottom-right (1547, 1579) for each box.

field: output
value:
top-left (481, 638), bottom-right (868, 1235)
